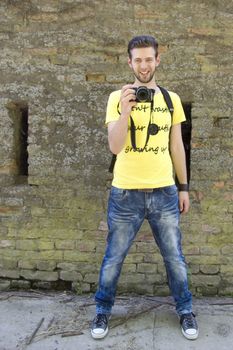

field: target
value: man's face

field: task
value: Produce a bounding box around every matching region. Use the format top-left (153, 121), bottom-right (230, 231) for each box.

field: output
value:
top-left (128, 47), bottom-right (160, 85)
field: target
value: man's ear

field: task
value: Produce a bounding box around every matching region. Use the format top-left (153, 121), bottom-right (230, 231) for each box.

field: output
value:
top-left (128, 58), bottom-right (132, 69)
top-left (155, 54), bottom-right (160, 67)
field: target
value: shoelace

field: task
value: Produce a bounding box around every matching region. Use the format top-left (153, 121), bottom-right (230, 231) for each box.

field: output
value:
top-left (94, 314), bottom-right (108, 328)
top-left (182, 314), bottom-right (197, 329)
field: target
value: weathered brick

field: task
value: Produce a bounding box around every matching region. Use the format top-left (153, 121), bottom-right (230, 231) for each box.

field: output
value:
top-left (221, 245), bottom-right (233, 255)
top-left (86, 74), bottom-right (106, 82)
top-left (57, 262), bottom-right (77, 271)
top-left (0, 258), bottom-right (17, 269)
top-left (183, 246), bottom-right (200, 255)
top-left (191, 275), bottom-right (221, 287)
top-left (0, 269), bottom-right (20, 279)
top-left (63, 251), bottom-right (96, 263)
top-left (153, 286), bottom-right (170, 296)
top-left (28, 13), bottom-right (58, 23)
top-left (31, 207), bottom-right (47, 216)
top-left (83, 273), bottom-right (98, 283)
top-left (57, 262), bottom-right (99, 273)
top-left (134, 5), bottom-right (167, 20)
top-left (0, 0), bottom-right (232, 296)
top-left (60, 271), bottom-right (83, 281)
top-left (17, 250), bottom-right (63, 261)
top-left (121, 264), bottom-right (136, 274)
top-left (0, 226), bottom-right (8, 236)
top-left (220, 265), bottom-right (233, 274)
top-left (146, 273), bottom-right (166, 284)
top-left (16, 240), bottom-right (54, 251)
top-left (188, 264), bottom-right (200, 274)
top-left (157, 264), bottom-right (167, 275)
top-left (200, 265), bottom-right (220, 275)
top-left (222, 276), bottom-right (233, 284)
top-left (137, 263), bottom-right (157, 274)
top-left (72, 281), bottom-right (90, 293)
top-left (18, 260), bottom-right (37, 270)
top-left (119, 282), bottom-right (154, 296)
top-left (11, 280), bottom-right (31, 289)
top-left (197, 286), bottom-right (218, 296)
top-left (36, 261), bottom-right (56, 271)
top-left (0, 280), bottom-right (11, 291)
top-left (124, 254), bottom-right (144, 264)
top-left (219, 288), bottom-right (233, 297)
top-left (32, 281), bottom-right (55, 289)
top-left (55, 240), bottom-right (76, 250)
top-left (37, 241), bottom-right (55, 250)
top-left (20, 270), bottom-right (58, 281)
top-left (0, 206), bottom-right (22, 216)
top-left (200, 246), bottom-right (221, 256)
top-left (98, 221), bottom-right (108, 231)
top-left (143, 253), bottom-right (163, 264)
top-left (136, 242), bottom-right (157, 253)
top-left (119, 274), bottom-right (145, 284)
top-left (77, 241), bottom-right (96, 252)
top-left (0, 240), bottom-right (15, 248)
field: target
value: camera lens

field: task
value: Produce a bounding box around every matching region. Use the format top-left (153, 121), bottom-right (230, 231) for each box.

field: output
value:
top-left (136, 86), bottom-right (149, 102)
top-left (148, 123), bottom-right (159, 135)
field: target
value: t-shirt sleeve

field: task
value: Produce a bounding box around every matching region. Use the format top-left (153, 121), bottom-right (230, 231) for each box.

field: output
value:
top-left (170, 92), bottom-right (186, 125)
top-left (105, 90), bottom-right (121, 125)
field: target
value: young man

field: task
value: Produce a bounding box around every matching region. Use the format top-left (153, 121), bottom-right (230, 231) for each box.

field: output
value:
top-left (91, 35), bottom-right (198, 340)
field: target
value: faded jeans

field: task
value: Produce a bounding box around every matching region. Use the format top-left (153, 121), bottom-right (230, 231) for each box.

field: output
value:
top-left (95, 185), bottom-right (192, 316)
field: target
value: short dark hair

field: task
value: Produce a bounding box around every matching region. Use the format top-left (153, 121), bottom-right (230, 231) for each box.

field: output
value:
top-left (127, 35), bottom-right (159, 59)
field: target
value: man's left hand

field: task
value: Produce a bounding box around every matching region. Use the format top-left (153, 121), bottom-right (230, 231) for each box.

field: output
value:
top-left (179, 191), bottom-right (190, 214)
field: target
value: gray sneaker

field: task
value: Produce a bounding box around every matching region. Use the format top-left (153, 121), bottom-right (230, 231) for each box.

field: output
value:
top-left (180, 312), bottom-right (199, 340)
top-left (91, 314), bottom-right (109, 339)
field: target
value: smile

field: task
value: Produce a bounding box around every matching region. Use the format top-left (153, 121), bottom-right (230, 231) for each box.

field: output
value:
top-left (140, 71), bottom-right (150, 76)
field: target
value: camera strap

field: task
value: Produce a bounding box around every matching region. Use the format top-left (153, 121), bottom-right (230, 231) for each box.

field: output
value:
top-left (157, 85), bottom-right (174, 116)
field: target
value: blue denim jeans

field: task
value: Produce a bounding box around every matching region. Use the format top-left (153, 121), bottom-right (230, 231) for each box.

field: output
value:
top-left (95, 185), bottom-right (192, 316)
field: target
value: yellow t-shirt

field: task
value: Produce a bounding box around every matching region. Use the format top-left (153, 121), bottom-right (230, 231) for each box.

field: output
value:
top-left (106, 89), bottom-right (186, 189)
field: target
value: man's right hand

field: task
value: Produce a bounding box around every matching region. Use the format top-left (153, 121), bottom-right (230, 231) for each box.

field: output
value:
top-left (120, 84), bottom-right (137, 119)
top-left (108, 85), bottom-right (137, 154)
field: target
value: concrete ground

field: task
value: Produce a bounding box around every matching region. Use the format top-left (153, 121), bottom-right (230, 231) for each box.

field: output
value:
top-left (0, 291), bottom-right (233, 350)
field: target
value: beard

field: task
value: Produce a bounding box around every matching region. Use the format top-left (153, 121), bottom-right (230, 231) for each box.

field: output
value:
top-left (132, 67), bottom-right (156, 84)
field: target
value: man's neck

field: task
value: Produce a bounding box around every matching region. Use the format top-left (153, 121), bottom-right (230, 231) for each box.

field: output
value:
top-left (133, 80), bottom-right (157, 90)
top-left (133, 81), bottom-right (161, 95)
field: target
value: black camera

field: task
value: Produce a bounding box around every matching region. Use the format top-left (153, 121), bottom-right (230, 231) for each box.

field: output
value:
top-left (133, 86), bottom-right (155, 102)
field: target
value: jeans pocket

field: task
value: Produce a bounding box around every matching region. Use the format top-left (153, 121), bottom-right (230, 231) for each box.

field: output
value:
top-left (110, 186), bottom-right (128, 202)
top-left (161, 185), bottom-right (177, 197)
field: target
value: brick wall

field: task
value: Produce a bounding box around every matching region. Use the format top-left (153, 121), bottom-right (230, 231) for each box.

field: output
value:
top-left (0, 0), bottom-right (232, 296)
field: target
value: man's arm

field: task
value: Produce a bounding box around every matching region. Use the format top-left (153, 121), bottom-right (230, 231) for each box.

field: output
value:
top-left (169, 123), bottom-right (190, 214)
top-left (108, 85), bottom-right (136, 154)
